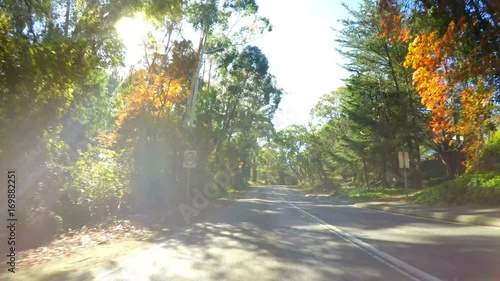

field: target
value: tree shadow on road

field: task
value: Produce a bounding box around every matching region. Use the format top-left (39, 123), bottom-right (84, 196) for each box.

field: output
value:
top-left (109, 188), bottom-right (405, 280)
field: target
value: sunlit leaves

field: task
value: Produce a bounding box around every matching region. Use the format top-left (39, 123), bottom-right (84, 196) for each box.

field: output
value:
top-left (66, 146), bottom-right (128, 219)
top-left (144, 0), bottom-right (184, 24)
top-left (405, 23), bottom-right (456, 141)
top-left (405, 20), bottom-right (495, 171)
top-left (117, 69), bottom-right (185, 128)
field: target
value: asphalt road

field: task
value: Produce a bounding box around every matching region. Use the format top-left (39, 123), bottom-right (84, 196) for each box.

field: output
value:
top-left (100, 186), bottom-right (500, 281)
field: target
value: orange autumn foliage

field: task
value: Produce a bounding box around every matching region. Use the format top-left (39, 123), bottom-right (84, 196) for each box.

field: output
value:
top-left (378, 0), bottom-right (412, 43)
top-left (404, 22), bottom-right (458, 141)
top-left (117, 69), bottom-right (185, 128)
top-left (458, 81), bottom-right (494, 171)
top-left (405, 21), bottom-right (494, 171)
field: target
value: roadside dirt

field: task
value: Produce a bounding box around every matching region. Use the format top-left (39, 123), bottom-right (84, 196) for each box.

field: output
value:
top-left (0, 188), bottom-right (251, 281)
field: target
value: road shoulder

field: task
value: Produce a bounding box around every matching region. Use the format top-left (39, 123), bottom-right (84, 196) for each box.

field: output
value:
top-left (352, 201), bottom-right (500, 228)
top-left (0, 188), bottom-right (253, 281)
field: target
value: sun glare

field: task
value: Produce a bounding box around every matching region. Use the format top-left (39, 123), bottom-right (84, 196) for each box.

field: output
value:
top-left (115, 13), bottom-right (155, 66)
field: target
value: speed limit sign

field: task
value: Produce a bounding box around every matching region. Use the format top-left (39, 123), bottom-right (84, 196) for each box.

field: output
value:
top-left (183, 150), bottom-right (197, 168)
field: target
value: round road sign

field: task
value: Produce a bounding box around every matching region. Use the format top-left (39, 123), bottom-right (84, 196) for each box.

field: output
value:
top-left (183, 150), bottom-right (197, 168)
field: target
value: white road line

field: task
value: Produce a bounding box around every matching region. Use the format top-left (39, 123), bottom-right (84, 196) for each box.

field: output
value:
top-left (280, 186), bottom-right (499, 230)
top-left (271, 188), bottom-right (443, 281)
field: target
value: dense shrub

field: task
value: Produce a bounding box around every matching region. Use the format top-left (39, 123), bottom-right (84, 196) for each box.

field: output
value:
top-left (60, 146), bottom-right (129, 227)
top-left (231, 172), bottom-right (250, 190)
top-left (478, 130), bottom-right (500, 172)
top-left (417, 172), bottom-right (500, 206)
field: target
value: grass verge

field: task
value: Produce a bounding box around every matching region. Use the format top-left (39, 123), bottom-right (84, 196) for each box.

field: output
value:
top-left (331, 186), bottom-right (419, 201)
top-left (290, 182), bottom-right (418, 201)
top-left (416, 172), bottom-right (500, 206)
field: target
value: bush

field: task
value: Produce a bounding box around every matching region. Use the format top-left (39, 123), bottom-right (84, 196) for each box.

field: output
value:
top-left (417, 172), bottom-right (500, 206)
top-left (60, 146), bottom-right (129, 227)
top-left (231, 172), bottom-right (249, 190)
top-left (478, 130), bottom-right (500, 172)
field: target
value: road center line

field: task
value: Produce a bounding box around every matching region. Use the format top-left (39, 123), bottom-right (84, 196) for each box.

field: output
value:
top-left (270, 188), bottom-right (443, 281)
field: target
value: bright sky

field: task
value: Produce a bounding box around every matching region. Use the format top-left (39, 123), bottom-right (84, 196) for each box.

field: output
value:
top-left (253, 0), bottom-right (358, 130)
top-left (116, 0), bottom-right (359, 130)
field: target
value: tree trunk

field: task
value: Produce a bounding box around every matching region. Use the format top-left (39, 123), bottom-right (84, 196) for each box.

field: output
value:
top-left (440, 149), bottom-right (465, 179)
top-left (409, 142), bottom-right (423, 189)
top-left (64, 0), bottom-right (71, 37)
top-left (252, 159), bottom-right (257, 182)
top-left (362, 149), bottom-right (370, 188)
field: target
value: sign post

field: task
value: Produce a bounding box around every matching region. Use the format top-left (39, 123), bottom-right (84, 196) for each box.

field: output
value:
top-left (183, 150), bottom-right (197, 202)
top-left (398, 150), bottom-right (410, 199)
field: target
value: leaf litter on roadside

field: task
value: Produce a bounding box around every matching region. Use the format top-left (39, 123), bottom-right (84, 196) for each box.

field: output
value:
top-left (18, 220), bottom-right (154, 268)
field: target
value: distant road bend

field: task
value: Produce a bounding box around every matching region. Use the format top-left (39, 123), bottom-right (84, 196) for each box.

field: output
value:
top-left (100, 186), bottom-right (500, 281)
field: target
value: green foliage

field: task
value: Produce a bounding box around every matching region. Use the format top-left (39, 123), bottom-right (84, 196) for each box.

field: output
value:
top-left (231, 172), bottom-right (250, 190)
top-left (256, 145), bottom-right (291, 184)
top-left (0, 0), bottom-right (139, 246)
top-left (194, 43), bottom-right (283, 185)
top-left (0, 0), bottom-right (133, 154)
top-left (334, 0), bottom-right (426, 187)
top-left (417, 173), bottom-right (500, 206)
top-left (478, 130), bottom-right (500, 172)
top-left (0, 0), bottom-right (281, 251)
top-left (63, 147), bottom-right (129, 226)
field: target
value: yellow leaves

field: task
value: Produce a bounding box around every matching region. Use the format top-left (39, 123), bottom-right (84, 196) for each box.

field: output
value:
top-left (459, 81), bottom-right (494, 138)
top-left (0, 14), bottom-right (14, 64)
top-left (405, 32), bottom-right (434, 70)
top-left (405, 19), bottom-right (495, 171)
top-left (96, 130), bottom-right (118, 148)
top-left (0, 13), bottom-right (11, 35)
top-left (116, 69), bottom-right (186, 128)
